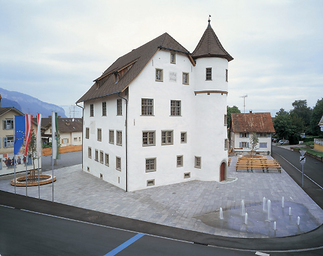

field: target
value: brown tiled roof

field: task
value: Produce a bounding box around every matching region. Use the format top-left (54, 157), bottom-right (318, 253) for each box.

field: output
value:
top-left (42, 118), bottom-right (83, 133)
top-left (0, 107), bottom-right (24, 116)
top-left (192, 23), bottom-right (233, 61)
top-left (76, 33), bottom-right (190, 103)
top-left (231, 112), bottom-right (275, 133)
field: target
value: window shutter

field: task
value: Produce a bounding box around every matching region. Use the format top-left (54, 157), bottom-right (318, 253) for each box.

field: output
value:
top-left (247, 133), bottom-right (249, 138)
top-left (3, 137), bottom-right (7, 148)
top-left (239, 142), bottom-right (242, 148)
top-left (3, 121), bottom-right (5, 130)
top-left (239, 133), bottom-right (242, 138)
top-left (247, 142), bottom-right (250, 148)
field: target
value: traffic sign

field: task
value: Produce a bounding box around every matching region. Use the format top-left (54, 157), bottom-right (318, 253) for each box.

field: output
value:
top-left (300, 156), bottom-right (306, 164)
top-left (300, 150), bottom-right (306, 156)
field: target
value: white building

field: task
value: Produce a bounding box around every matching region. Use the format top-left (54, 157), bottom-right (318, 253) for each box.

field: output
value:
top-left (230, 112), bottom-right (275, 155)
top-left (77, 20), bottom-right (233, 191)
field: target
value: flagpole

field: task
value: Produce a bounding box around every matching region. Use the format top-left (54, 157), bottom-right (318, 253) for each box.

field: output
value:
top-left (38, 157), bottom-right (40, 199)
top-left (13, 115), bottom-right (16, 194)
top-left (14, 154), bottom-right (16, 194)
top-left (25, 155), bottom-right (28, 197)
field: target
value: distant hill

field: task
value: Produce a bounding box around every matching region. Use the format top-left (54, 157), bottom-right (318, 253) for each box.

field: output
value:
top-left (0, 88), bottom-right (66, 118)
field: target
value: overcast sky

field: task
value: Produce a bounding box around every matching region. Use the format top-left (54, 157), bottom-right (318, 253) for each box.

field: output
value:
top-left (1, 0), bottom-right (322, 116)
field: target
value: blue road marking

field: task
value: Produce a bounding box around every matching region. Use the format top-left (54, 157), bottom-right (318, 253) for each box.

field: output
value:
top-left (104, 233), bottom-right (145, 256)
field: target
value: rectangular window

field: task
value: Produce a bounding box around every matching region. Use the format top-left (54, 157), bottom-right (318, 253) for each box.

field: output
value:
top-left (146, 158), bottom-right (156, 172)
top-left (109, 130), bottom-right (114, 144)
top-left (88, 147), bottom-right (92, 159)
top-left (90, 104), bottom-right (94, 117)
top-left (116, 130), bottom-right (122, 146)
top-left (147, 179), bottom-right (155, 186)
top-left (3, 119), bottom-right (14, 130)
top-left (177, 155), bottom-right (183, 167)
top-left (102, 102), bottom-right (107, 116)
top-left (240, 142), bottom-right (249, 148)
top-left (224, 114), bottom-right (227, 126)
top-left (195, 156), bottom-right (201, 169)
top-left (240, 133), bottom-right (249, 138)
top-left (143, 131), bottom-right (155, 146)
top-left (161, 131), bottom-right (173, 145)
top-left (105, 153), bottom-right (109, 166)
top-left (116, 157), bottom-right (121, 171)
top-left (182, 72), bottom-right (189, 85)
top-left (206, 68), bottom-right (212, 80)
top-left (97, 128), bottom-right (102, 142)
top-left (170, 100), bottom-right (181, 116)
top-left (85, 128), bottom-right (89, 139)
top-left (259, 142), bottom-right (267, 148)
top-left (141, 99), bottom-right (154, 116)
top-left (181, 132), bottom-right (187, 143)
top-left (117, 99), bottom-right (122, 116)
top-left (95, 149), bottom-right (98, 162)
top-left (225, 139), bottom-right (229, 150)
top-left (155, 69), bottom-right (163, 82)
top-left (184, 172), bottom-right (191, 179)
top-left (170, 52), bottom-right (176, 64)
top-left (4, 136), bottom-right (14, 148)
top-left (226, 69), bottom-right (228, 82)
top-left (100, 151), bottom-right (104, 164)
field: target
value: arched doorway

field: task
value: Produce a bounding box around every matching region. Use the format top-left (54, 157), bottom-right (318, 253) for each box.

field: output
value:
top-left (220, 162), bottom-right (226, 181)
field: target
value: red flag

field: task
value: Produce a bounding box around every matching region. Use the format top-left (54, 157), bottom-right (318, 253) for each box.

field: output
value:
top-left (24, 114), bottom-right (33, 156)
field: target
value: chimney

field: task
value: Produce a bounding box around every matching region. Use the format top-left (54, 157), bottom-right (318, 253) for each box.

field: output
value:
top-left (249, 110), bottom-right (252, 113)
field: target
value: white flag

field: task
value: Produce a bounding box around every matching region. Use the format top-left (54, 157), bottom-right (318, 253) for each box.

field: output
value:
top-left (36, 113), bottom-right (42, 158)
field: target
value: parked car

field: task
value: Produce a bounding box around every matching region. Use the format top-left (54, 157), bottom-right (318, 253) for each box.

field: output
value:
top-left (278, 139), bottom-right (289, 144)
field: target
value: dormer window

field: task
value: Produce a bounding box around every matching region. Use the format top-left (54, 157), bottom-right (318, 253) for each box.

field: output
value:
top-left (170, 52), bottom-right (176, 64)
top-left (206, 68), bottom-right (212, 80)
top-left (114, 72), bottom-right (119, 84)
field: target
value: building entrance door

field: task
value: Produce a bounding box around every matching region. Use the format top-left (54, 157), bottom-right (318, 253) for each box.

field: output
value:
top-left (220, 162), bottom-right (225, 181)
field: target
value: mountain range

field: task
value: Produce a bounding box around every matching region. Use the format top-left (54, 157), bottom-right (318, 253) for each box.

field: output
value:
top-left (0, 88), bottom-right (67, 118)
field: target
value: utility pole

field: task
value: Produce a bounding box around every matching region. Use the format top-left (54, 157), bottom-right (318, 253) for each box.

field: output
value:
top-left (240, 95), bottom-right (248, 113)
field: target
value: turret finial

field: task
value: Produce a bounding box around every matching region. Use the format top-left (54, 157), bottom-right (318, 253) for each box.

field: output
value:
top-left (208, 15), bottom-right (211, 26)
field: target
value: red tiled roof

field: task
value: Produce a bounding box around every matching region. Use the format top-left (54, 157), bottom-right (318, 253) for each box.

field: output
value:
top-left (231, 112), bottom-right (275, 133)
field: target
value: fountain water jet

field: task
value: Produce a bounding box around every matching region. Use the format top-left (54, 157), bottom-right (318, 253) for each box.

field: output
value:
top-left (274, 221), bottom-right (277, 230)
top-left (244, 212), bottom-right (248, 225)
top-left (297, 216), bottom-right (300, 226)
top-left (263, 197), bottom-right (266, 212)
top-left (289, 207), bottom-right (292, 216)
top-left (241, 200), bottom-right (245, 216)
top-left (219, 207), bottom-right (223, 220)
top-left (282, 196), bottom-right (284, 208)
top-left (267, 199), bottom-right (272, 220)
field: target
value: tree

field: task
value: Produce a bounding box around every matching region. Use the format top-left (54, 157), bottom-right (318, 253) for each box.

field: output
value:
top-left (249, 132), bottom-right (259, 155)
top-left (273, 108), bottom-right (293, 142)
top-left (227, 106), bottom-right (241, 128)
top-left (310, 98), bottom-right (323, 136)
top-left (28, 130), bottom-right (37, 170)
top-left (290, 100), bottom-right (312, 133)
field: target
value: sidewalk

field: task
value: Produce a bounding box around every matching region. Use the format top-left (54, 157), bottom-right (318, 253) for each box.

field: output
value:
top-left (1, 155), bottom-right (322, 238)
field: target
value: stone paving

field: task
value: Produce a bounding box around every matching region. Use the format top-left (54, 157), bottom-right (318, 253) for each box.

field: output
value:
top-left (1, 155), bottom-right (322, 238)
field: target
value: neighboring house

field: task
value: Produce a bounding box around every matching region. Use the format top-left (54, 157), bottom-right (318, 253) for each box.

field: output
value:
top-left (319, 115), bottom-right (323, 132)
top-left (314, 115), bottom-right (323, 152)
top-left (77, 20), bottom-right (234, 191)
top-left (42, 117), bottom-right (82, 147)
top-left (0, 96), bottom-right (38, 175)
top-left (230, 112), bottom-right (275, 155)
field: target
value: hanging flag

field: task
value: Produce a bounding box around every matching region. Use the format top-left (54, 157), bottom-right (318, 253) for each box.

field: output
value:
top-left (24, 114), bottom-right (33, 156)
top-left (36, 113), bottom-right (42, 158)
top-left (14, 116), bottom-right (26, 155)
top-left (52, 112), bottom-right (59, 159)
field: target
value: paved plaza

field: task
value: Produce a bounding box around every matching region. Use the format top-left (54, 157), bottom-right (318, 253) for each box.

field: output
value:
top-left (1, 155), bottom-right (322, 238)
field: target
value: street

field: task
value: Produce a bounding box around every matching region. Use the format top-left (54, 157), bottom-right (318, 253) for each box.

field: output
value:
top-left (272, 145), bottom-right (323, 208)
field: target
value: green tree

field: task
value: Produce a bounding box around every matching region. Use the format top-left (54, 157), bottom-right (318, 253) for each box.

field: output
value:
top-left (28, 130), bottom-right (37, 170)
top-left (290, 100), bottom-right (312, 133)
top-left (249, 132), bottom-right (259, 155)
top-left (310, 98), bottom-right (323, 136)
top-left (227, 105), bottom-right (241, 128)
top-left (273, 108), bottom-right (293, 142)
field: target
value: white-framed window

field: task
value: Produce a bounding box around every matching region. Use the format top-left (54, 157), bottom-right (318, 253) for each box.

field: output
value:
top-left (117, 99), bottom-right (122, 116)
top-left (240, 133), bottom-right (249, 138)
top-left (90, 104), bottom-right (94, 117)
top-left (100, 150), bottom-right (104, 164)
top-left (182, 72), bottom-right (189, 85)
top-left (206, 67), bottom-right (212, 80)
top-left (95, 149), bottom-right (99, 162)
top-left (109, 130), bottom-right (114, 144)
top-left (195, 156), bottom-right (201, 169)
top-left (62, 138), bottom-right (69, 144)
top-left (105, 153), bottom-right (109, 166)
top-left (184, 172), bottom-right (191, 179)
top-left (3, 136), bottom-right (14, 148)
top-left (85, 128), bottom-right (89, 139)
top-left (161, 130), bottom-right (173, 145)
top-left (116, 130), bottom-right (122, 146)
top-left (74, 137), bottom-right (77, 142)
top-left (116, 157), bottom-right (121, 171)
top-left (259, 142), bottom-right (267, 148)
top-left (224, 114), bottom-right (227, 126)
top-left (141, 99), bottom-right (154, 116)
top-left (181, 132), bottom-right (187, 143)
top-left (147, 179), bottom-right (155, 186)
top-left (170, 100), bottom-right (181, 116)
top-left (177, 155), bottom-right (183, 167)
top-left (146, 158), bottom-right (156, 172)
top-left (240, 142), bottom-right (249, 148)
top-left (155, 69), bottom-right (163, 82)
top-left (102, 102), bottom-right (107, 116)
top-left (170, 52), bottom-right (176, 64)
top-left (88, 147), bottom-right (92, 159)
top-left (97, 128), bottom-right (102, 142)
top-left (143, 131), bottom-right (155, 146)
top-left (225, 139), bottom-right (229, 150)
top-left (3, 119), bottom-right (13, 130)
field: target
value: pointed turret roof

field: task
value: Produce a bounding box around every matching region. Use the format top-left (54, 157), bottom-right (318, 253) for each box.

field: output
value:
top-left (192, 21), bottom-right (233, 61)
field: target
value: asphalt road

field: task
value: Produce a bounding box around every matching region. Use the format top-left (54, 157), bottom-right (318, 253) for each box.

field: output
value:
top-left (272, 145), bottom-right (323, 208)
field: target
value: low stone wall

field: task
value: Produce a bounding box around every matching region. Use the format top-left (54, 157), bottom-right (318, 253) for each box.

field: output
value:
top-left (42, 145), bottom-right (82, 156)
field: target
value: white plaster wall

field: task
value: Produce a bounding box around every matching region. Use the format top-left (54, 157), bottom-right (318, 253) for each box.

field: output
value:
top-left (82, 94), bottom-right (127, 190)
top-left (233, 133), bottom-right (272, 154)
